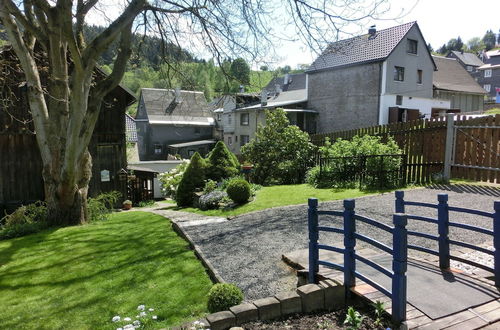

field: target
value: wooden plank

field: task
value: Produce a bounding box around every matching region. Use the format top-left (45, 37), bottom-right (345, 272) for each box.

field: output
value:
top-left (441, 316), bottom-right (488, 330)
top-left (414, 310), bottom-right (476, 330)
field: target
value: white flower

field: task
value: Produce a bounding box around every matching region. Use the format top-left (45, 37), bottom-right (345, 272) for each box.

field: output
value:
top-left (116, 328), bottom-right (123, 330)
top-left (112, 316), bottom-right (121, 322)
top-left (123, 317), bottom-right (132, 322)
top-left (133, 320), bottom-right (141, 327)
top-left (152, 315), bottom-right (158, 320)
top-left (123, 324), bottom-right (134, 330)
top-left (193, 321), bottom-right (200, 325)
top-left (139, 311), bottom-right (147, 317)
top-left (148, 308), bottom-right (154, 312)
top-left (137, 305), bottom-right (145, 311)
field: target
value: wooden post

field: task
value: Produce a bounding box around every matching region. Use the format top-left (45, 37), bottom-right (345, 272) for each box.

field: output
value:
top-left (438, 193), bottom-right (450, 269)
top-left (343, 199), bottom-right (356, 296)
top-left (308, 198), bottom-right (319, 284)
top-left (494, 201), bottom-right (500, 287)
top-left (392, 213), bottom-right (408, 325)
top-left (395, 190), bottom-right (405, 213)
top-left (443, 113), bottom-right (455, 182)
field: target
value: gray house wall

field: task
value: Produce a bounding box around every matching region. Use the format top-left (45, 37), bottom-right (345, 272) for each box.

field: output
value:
top-left (477, 67), bottom-right (500, 99)
top-left (384, 25), bottom-right (434, 98)
top-left (433, 90), bottom-right (484, 112)
top-left (307, 62), bottom-right (381, 133)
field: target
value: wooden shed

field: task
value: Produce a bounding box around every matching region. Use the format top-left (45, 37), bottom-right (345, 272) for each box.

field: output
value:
top-left (0, 46), bottom-right (136, 214)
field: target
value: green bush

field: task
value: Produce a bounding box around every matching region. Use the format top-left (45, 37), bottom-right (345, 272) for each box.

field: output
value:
top-left (241, 108), bottom-right (315, 185)
top-left (176, 152), bottom-right (206, 207)
top-left (0, 201), bottom-right (48, 240)
top-left (226, 179), bottom-right (251, 204)
top-left (203, 179), bottom-right (218, 194)
top-left (206, 141), bottom-right (240, 182)
top-left (87, 191), bottom-right (121, 222)
top-left (207, 283), bottom-right (244, 313)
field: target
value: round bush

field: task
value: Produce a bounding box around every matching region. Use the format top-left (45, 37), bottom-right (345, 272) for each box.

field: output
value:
top-left (226, 179), bottom-right (251, 204)
top-left (207, 283), bottom-right (244, 313)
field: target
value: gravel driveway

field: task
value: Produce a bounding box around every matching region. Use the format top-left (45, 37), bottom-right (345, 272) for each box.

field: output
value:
top-left (176, 185), bottom-right (500, 301)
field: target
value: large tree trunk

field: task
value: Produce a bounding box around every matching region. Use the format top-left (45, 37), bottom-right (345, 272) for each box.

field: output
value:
top-left (43, 150), bottom-right (93, 226)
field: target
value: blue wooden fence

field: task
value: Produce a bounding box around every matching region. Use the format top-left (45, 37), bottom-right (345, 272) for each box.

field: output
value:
top-left (308, 191), bottom-right (500, 325)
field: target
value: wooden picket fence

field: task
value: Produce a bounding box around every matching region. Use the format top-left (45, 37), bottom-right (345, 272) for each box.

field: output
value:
top-left (310, 114), bottom-right (500, 184)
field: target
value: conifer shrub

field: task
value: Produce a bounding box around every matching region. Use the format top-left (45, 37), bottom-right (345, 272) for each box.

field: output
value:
top-left (205, 141), bottom-right (240, 182)
top-left (226, 178), bottom-right (251, 204)
top-left (207, 283), bottom-right (244, 313)
top-left (176, 152), bottom-right (206, 207)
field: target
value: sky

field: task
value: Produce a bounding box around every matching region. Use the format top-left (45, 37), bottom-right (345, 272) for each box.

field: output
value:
top-left (280, 0), bottom-right (500, 68)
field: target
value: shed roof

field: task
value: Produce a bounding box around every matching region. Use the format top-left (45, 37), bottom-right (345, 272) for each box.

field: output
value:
top-left (237, 89), bottom-right (307, 111)
top-left (168, 139), bottom-right (216, 148)
top-left (449, 51), bottom-right (484, 67)
top-left (432, 56), bottom-right (487, 94)
top-left (307, 22), bottom-right (435, 72)
top-left (264, 73), bottom-right (307, 93)
top-left (139, 88), bottom-right (211, 121)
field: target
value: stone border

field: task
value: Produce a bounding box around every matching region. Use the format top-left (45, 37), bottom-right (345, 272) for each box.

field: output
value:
top-left (170, 219), bottom-right (225, 284)
top-left (180, 282), bottom-right (346, 330)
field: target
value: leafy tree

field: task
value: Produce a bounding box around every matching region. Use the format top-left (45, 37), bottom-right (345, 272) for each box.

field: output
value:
top-left (437, 44), bottom-right (448, 55)
top-left (0, 0), bottom-right (394, 225)
top-left (205, 141), bottom-right (240, 182)
top-left (466, 37), bottom-right (484, 54)
top-left (446, 37), bottom-right (464, 52)
top-left (260, 65), bottom-right (268, 71)
top-left (176, 152), bottom-right (206, 207)
top-left (427, 43), bottom-right (434, 53)
top-left (483, 29), bottom-right (497, 51)
top-left (241, 108), bottom-right (315, 185)
top-left (230, 58), bottom-right (250, 85)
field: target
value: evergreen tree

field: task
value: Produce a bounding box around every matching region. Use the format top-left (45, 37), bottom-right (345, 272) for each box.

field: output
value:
top-left (176, 152), bottom-right (206, 207)
top-left (206, 141), bottom-right (240, 182)
top-left (483, 30), bottom-right (497, 51)
top-left (230, 58), bottom-right (251, 85)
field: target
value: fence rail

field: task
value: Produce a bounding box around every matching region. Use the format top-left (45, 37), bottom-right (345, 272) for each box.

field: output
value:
top-left (308, 191), bottom-right (500, 325)
top-left (310, 114), bottom-right (500, 184)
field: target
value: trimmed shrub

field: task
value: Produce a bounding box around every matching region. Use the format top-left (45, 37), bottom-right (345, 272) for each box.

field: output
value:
top-left (206, 141), bottom-right (240, 182)
top-left (198, 190), bottom-right (228, 210)
top-left (207, 283), bottom-right (244, 313)
top-left (176, 152), bottom-right (206, 207)
top-left (226, 179), bottom-right (251, 204)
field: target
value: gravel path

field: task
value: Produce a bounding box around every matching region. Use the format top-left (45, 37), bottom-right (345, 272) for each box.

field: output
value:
top-left (171, 185), bottom-right (499, 301)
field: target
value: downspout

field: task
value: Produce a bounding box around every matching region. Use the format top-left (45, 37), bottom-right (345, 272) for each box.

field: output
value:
top-left (377, 62), bottom-right (382, 125)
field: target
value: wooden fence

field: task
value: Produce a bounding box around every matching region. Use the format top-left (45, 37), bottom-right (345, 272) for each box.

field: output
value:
top-left (310, 115), bottom-right (500, 184)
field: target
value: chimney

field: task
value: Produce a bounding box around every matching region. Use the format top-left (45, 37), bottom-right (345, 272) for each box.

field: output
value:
top-left (260, 90), bottom-right (268, 106)
top-left (284, 73), bottom-right (290, 85)
top-left (174, 87), bottom-right (182, 103)
top-left (368, 25), bottom-right (376, 36)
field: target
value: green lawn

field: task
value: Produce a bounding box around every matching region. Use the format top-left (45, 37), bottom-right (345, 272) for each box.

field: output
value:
top-left (175, 184), bottom-right (391, 217)
top-left (486, 108), bottom-right (500, 115)
top-left (0, 212), bottom-right (212, 329)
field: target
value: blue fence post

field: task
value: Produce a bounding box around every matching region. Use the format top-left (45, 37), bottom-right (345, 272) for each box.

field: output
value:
top-left (392, 213), bottom-right (408, 325)
top-left (343, 199), bottom-right (356, 298)
top-left (308, 198), bottom-right (319, 284)
top-left (437, 193), bottom-right (450, 269)
top-left (395, 190), bottom-right (405, 213)
top-left (494, 201), bottom-right (500, 287)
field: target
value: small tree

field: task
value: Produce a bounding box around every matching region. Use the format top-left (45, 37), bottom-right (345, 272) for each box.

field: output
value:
top-left (206, 141), bottom-right (240, 182)
top-left (176, 152), bottom-right (206, 207)
top-left (241, 108), bottom-right (315, 185)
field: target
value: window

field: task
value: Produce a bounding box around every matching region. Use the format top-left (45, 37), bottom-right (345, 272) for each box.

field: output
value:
top-left (194, 127), bottom-right (201, 134)
top-left (396, 95), bottom-right (403, 106)
top-left (235, 135), bottom-right (238, 142)
top-left (394, 66), bottom-right (405, 81)
top-left (228, 114), bottom-right (232, 125)
top-left (154, 144), bottom-right (162, 155)
top-left (240, 113), bottom-right (249, 126)
top-left (466, 65), bottom-right (473, 72)
top-left (240, 135), bottom-right (250, 146)
top-left (407, 39), bottom-right (418, 54)
top-left (417, 70), bottom-right (423, 84)
top-left (485, 69), bottom-right (492, 78)
top-left (216, 113), bottom-right (221, 121)
top-left (228, 136), bottom-right (232, 145)
top-left (484, 84), bottom-right (491, 92)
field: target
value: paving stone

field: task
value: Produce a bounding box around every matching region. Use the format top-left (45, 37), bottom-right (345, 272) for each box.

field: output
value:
top-left (275, 291), bottom-right (302, 316)
top-left (296, 284), bottom-right (325, 313)
top-left (206, 311), bottom-right (236, 330)
top-left (442, 316), bottom-right (488, 330)
top-left (229, 303), bottom-right (258, 324)
top-left (319, 279), bottom-right (345, 310)
top-left (253, 297), bottom-right (281, 321)
top-left (415, 310), bottom-right (475, 330)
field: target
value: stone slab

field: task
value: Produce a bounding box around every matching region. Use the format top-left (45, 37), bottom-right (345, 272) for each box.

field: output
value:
top-left (275, 291), bottom-right (302, 316)
top-left (229, 303), bottom-right (258, 324)
top-left (206, 311), bottom-right (236, 330)
top-left (319, 279), bottom-right (345, 310)
top-left (297, 284), bottom-right (325, 313)
top-left (253, 297), bottom-right (281, 321)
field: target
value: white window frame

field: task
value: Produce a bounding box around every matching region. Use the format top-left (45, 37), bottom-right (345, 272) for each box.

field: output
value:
top-left (484, 84), bottom-right (491, 92)
top-left (407, 39), bottom-right (418, 55)
top-left (240, 113), bottom-right (249, 126)
top-left (228, 136), bottom-right (232, 145)
top-left (485, 69), bottom-right (492, 78)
